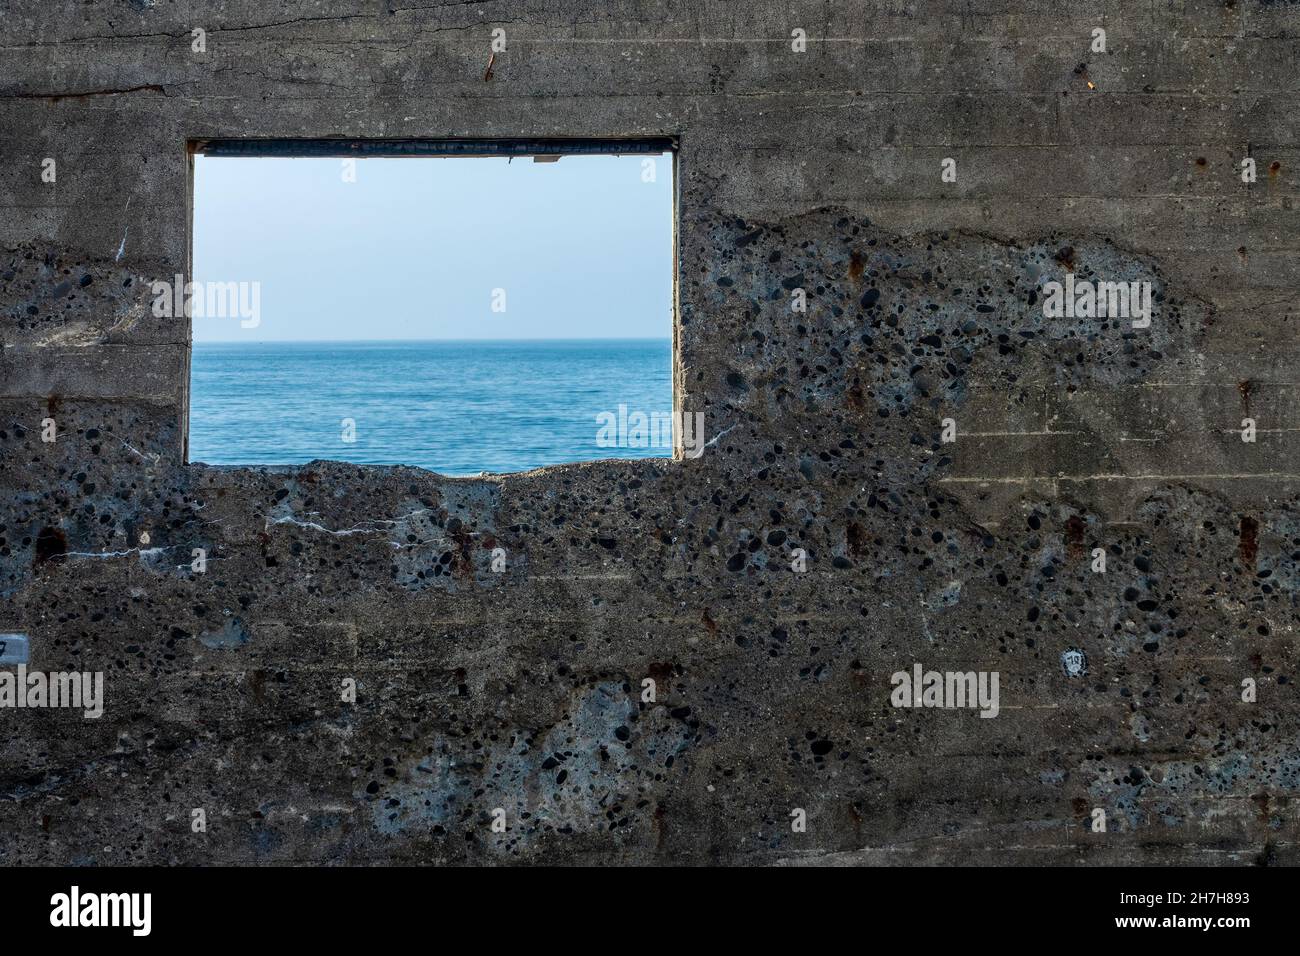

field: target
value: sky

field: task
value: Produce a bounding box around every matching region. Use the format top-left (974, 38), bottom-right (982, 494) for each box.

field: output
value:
top-left (191, 152), bottom-right (674, 342)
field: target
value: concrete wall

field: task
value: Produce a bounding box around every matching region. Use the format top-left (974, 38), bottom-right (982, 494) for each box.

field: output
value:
top-left (1, 0), bottom-right (1297, 864)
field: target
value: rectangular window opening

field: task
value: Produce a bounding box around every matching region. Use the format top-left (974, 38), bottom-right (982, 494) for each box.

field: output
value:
top-left (185, 139), bottom-right (677, 476)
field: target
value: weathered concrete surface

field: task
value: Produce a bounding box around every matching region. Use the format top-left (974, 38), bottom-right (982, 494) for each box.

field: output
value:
top-left (1, 1), bottom-right (1298, 864)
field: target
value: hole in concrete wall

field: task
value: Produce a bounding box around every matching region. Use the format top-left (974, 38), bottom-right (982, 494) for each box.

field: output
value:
top-left (1238, 515), bottom-right (1259, 568)
top-left (34, 526), bottom-right (67, 565)
top-left (186, 140), bottom-right (676, 475)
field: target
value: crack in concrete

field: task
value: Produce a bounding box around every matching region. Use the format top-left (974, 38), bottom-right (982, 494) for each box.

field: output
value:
top-left (0, 84), bottom-right (166, 101)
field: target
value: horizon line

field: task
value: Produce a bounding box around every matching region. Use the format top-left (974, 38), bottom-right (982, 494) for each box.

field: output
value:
top-left (192, 336), bottom-right (672, 344)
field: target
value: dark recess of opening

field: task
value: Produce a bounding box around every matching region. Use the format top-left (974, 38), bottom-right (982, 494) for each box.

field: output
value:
top-left (34, 526), bottom-right (67, 565)
top-left (193, 137), bottom-right (678, 159)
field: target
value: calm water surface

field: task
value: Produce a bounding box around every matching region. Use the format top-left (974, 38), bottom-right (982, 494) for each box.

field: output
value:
top-left (189, 339), bottom-right (672, 475)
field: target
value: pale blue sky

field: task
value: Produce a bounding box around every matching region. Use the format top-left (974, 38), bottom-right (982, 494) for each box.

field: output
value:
top-left (191, 153), bottom-right (673, 342)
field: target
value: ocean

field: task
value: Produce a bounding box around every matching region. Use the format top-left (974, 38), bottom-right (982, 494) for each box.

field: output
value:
top-left (188, 339), bottom-right (673, 475)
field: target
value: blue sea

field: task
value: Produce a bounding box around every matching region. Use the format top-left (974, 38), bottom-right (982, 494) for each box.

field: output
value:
top-left (189, 340), bottom-right (673, 475)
